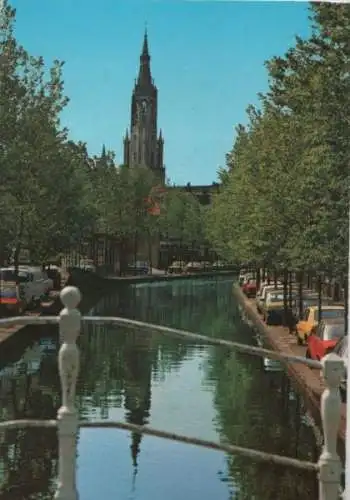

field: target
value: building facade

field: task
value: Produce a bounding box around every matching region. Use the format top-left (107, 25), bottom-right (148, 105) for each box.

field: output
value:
top-left (173, 182), bottom-right (220, 206)
top-left (123, 31), bottom-right (165, 185)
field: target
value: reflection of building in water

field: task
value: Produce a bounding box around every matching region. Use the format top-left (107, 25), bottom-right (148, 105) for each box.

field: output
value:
top-left (123, 330), bottom-right (152, 473)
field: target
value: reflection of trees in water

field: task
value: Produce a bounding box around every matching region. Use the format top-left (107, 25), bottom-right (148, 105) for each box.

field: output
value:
top-left (0, 428), bottom-right (57, 500)
top-left (0, 351), bottom-right (59, 499)
top-left (80, 278), bottom-right (239, 407)
top-left (0, 277), bottom-right (242, 498)
top-left (206, 313), bottom-right (319, 499)
top-left (89, 278), bottom-right (240, 377)
top-left (78, 278), bottom-right (239, 468)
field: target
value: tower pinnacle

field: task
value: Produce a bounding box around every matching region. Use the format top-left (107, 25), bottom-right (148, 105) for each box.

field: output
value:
top-left (142, 27), bottom-right (149, 57)
top-left (138, 29), bottom-right (152, 86)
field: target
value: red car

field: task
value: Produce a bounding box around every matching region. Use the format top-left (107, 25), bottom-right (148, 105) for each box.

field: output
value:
top-left (242, 279), bottom-right (257, 298)
top-left (306, 317), bottom-right (345, 361)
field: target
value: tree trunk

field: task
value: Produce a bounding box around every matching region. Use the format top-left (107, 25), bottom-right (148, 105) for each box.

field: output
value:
top-left (288, 270), bottom-right (293, 333)
top-left (283, 268), bottom-right (288, 327)
top-left (119, 238), bottom-right (127, 276)
top-left (344, 273), bottom-right (348, 336)
top-left (148, 230), bottom-right (153, 274)
top-left (288, 271), bottom-right (293, 308)
top-left (256, 266), bottom-right (261, 292)
top-left (317, 275), bottom-right (323, 323)
top-left (307, 273), bottom-right (311, 289)
top-left (13, 210), bottom-right (24, 280)
top-left (298, 271), bottom-right (304, 320)
top-left (134, 232), bottom-right (138, 263)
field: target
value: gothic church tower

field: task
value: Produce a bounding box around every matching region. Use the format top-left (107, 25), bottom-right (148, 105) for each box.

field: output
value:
top-left (123, 30), bottom-right (165, 184)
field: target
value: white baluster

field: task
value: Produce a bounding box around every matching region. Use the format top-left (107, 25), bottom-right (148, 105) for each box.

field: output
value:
top-left (318, 352), bottom-right (343, 500)
top-left (54, 286), bottom-right (82, 500)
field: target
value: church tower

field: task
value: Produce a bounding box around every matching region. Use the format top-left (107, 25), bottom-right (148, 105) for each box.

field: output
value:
top-left (123, 30), bottom-right (165, 184)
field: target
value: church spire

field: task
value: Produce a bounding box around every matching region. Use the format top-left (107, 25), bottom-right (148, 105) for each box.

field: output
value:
top-left (142, 27), bottom-right (149, 57)
top-left (137, 29), bottom-right (152, 86)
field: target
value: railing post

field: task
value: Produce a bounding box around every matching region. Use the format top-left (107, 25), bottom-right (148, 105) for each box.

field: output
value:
top-left (54, 286), bottom-right (82, 500)
top-left (318, 352), bottom-right (343, 500)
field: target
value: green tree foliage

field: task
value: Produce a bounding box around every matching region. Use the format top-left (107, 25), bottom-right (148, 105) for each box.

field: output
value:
top-left (1, 2), bottom-right (207, 266)
top-left (159, 188), bottom-right (205, 247)
top-left (0, 2), bottom-right (96, 263)
top-left (206, 3), bottom-right (350, 276)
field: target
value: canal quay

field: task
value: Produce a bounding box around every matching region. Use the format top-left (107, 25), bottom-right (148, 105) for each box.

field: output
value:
top-left (0, 276), bottom-right (321, 499)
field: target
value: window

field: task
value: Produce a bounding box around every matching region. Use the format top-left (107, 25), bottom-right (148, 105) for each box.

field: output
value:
top-left (0, 286), bottom-right (18, 298)
top-left (323, 324), bottom-right (345, 341)
top-left (18, 271), bottom-right (30, 283)
top-left (0, 270), bottom-right (16, 281)
top-left (268, 294), bottom-right (284, 302)
top-left (315, 309), bottom-right (344, 321)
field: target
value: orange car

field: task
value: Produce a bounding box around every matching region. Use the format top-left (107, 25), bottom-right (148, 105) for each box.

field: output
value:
top-left (296, 305), bottom-right (344, 345)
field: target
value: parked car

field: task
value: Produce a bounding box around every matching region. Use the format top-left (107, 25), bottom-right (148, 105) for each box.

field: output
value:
top-left (295, 305), bottom-right (345, 345)
top-left (21, 266), bottom-right (53, 298)
top-left (242, 278), bottom-right (257, 298)
top-left (168, 261), bottom-right (186, 274)
top-left (79, 259), bottom-right (96, 273)
top-left (127, 261), bottom-right (150, 275)
top-left (202, 261), bottom-right (212, 271)
top-left (212, 260), bottom-right (226, 270)
top-left (0, 281), bottom-right (25, 316)
top-left (1, 268), bottom-right (34, 309)
top-left (332, 335), bottom-right (347, 402)
top-left (239, 270), bottom-right (254, 286)
top-left (256, 280), bottom-right (275, 294)
top-left (292, 292), bottom-right (333, 320)
top-left (185, 261), bottom-right (204, 273)
top-left (256, 284), bottom-right (283, 314)
top-left (292, 296), bottom-right (318, 322)
top-left (261, 290), bottom-right (297, 325)
top-left (306, 318), bottom-right (345, 361)
top-left (45, 265), bottom-right (62, 290)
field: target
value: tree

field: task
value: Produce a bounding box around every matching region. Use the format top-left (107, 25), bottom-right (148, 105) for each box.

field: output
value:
top-left (206, 2), bottom-right (349, 280)
top-left (159, 188), bottom-right (205, 248)
top-left (0, 1), bottom-right (96, 266)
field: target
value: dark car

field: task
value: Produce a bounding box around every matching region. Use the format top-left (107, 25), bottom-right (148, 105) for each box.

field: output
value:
top-left (127, 261), bottom-right (150, 276)
top-left (292, 296), bottom-right (331, 322)
top-left (45, 265), bottom-right (62, 290)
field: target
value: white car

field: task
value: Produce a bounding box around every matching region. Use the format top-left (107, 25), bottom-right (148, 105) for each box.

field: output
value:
top-left (256, 283), bottom-right (283, 314)
top-left (21, 266), bottom-right (53, 298)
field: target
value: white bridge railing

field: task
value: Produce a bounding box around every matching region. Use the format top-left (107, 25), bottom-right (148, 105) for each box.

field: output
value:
top-left (0, 285), bottom-right (346, 500)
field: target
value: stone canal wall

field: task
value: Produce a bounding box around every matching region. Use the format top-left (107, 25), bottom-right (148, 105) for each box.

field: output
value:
top-left (104, 269), bottom-right (236, 285)
top-left (232, 283), bottom-right (347, 444)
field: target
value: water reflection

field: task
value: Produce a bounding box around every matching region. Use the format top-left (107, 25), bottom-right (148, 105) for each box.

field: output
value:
top-left (0, 277), bottom-right (320, 499)
top-left (0, 338), bottom-right (59, 499)
top-left (263, 357), bottom-right (283, 373)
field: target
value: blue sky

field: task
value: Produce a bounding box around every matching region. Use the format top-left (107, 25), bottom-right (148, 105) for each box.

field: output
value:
top-left (10, 0), bottom-right (311, 185)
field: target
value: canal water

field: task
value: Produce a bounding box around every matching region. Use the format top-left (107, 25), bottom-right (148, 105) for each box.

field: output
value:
top-left (0, 277), bottom-right (320, 499)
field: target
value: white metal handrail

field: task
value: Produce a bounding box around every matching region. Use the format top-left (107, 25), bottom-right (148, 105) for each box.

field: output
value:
top-left (0, 286), bottom-right (345, 499)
